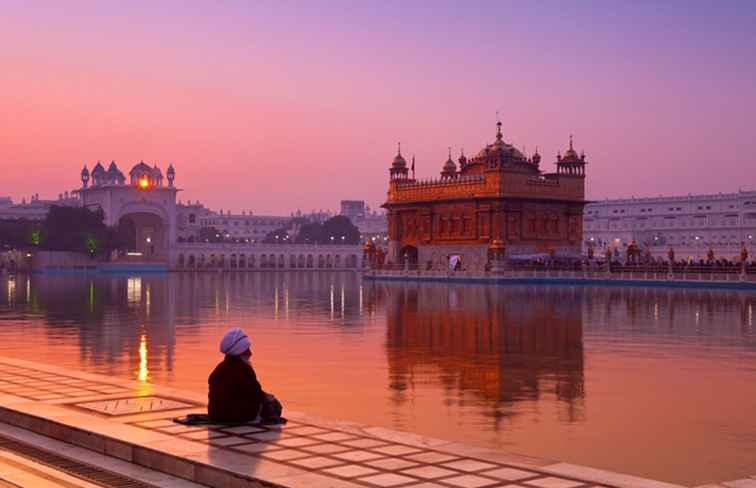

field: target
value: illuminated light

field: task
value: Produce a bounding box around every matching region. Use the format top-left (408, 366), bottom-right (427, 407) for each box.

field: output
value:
top-left (127, 277), bottom-right (142, 305)
top-left (145, 236), bottom-right (152, 243)
top-left (127, 252), bottom-right (143, 256)
top-left (138, 178), bottom-right (149, 189)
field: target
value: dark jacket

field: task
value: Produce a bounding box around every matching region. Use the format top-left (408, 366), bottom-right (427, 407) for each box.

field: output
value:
top-left (208, 356), bottom-right (265, 422)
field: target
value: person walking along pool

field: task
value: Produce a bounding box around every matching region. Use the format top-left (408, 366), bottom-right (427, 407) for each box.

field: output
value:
top-left (208, 327), bottom-right (284, 424)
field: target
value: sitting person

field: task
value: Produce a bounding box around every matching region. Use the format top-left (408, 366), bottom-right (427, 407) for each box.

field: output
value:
top-left (208, 327), bottom-right (284, 424)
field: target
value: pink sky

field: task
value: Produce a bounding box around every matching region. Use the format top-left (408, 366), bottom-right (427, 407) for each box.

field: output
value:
top-left (1, 1), bottom-right (755, 214)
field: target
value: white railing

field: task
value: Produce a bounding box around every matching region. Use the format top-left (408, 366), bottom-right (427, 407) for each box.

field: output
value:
top-left (363, 267), bottom-right (756, 285)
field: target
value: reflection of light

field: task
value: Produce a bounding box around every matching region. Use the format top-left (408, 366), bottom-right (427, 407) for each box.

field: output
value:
top-left (26, 278), bottom-right (30, 302)
top-left (274, 286), bottom-right (279, 319)
top-left (127, 277), bottom-right (142, 305)
top-left (749, 304), bottom-right (753, 329)
top-left (359, 285), bottom-right (363, 315)
top-left (138, 334), bottom-right (149, 382)
top-left (330, 284), bottom-right (334, 320)
top-left (88, 281), bottom-right (94, 313)
top-left (145, 284), bottom-right (151, 317)
top-left (284, 285), bottom-right (289, 319)
top-left (7, 279), bottom-right (15, 304)
top-left (341, 285), bottom-right (345, 320)
top-left (654, 303), bottom-right (659, 321)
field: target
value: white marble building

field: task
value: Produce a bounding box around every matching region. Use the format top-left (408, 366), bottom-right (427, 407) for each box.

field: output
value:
top-left (584, 191), bottom-right (756, 260)
top-left (0, 193), bottom-right (80, 221)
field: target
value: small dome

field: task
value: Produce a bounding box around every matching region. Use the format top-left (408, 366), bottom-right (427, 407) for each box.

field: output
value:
top-left (167, 164), bottom-right (175, 175)
top-left (129, 161), bottom-right (153, 175)
top-left (443, 156), bottom-right (456, 172)
top-left (392, 152), bottom-right (407, 168)
top-left (560, 135), bottom-right (582, 163)
top-left (91, 162), bottom-right (105, 175)
top-left (81, 165), bottom-right (89, 176)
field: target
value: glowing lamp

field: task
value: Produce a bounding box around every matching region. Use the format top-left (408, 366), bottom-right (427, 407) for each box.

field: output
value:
top-left (138, 178), bottom-right (149, 189)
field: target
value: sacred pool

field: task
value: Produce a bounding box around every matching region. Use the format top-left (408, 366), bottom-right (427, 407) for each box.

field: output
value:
top-left (0, 272), bottom-right (753, 485)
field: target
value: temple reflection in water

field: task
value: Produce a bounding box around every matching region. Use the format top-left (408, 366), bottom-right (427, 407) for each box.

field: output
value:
top-left (371, 282), bottom-right (586, 426)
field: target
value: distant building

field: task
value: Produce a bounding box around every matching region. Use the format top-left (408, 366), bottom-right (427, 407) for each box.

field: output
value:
top-left (383, 121), bottom-right (587, 269)
top-left (339, 200), bottom-right (387, 240)
top-left (190, 209), bottom-right (294, 242)
top-left (0, 193), bottom-right (79, 221)
top-left (584, 191), bottom-right (756, 260)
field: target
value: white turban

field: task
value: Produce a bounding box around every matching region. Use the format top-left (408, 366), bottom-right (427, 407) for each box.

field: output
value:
top-left (220, 327), bottom-right (251, 356)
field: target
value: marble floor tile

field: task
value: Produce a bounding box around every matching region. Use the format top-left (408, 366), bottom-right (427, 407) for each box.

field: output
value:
top-left (283, 426), bottom-right (330, 436)
top-left (441, 459), bottom-right (498, 473)
top-left (274, 436), bottom-right (321, 448)
top-left (312, 432), bottom-right (357, 442)
top-left (371, 444), bottom-right (422, 456)
top-left (481, 467), bottom-right (538, 481)
top-left (181, 430), bottom-right (227, 440)
top-left (525, 477), bottom-right (586, 488)
top-left (364, 458), bottom-right (419, 471)
top-left (207, 436), bottom-right (253, 447)
top-left (288, 456), bottom-right (346, 469)
top-left (405, 452), bottom-right (459, 464)
top-left (341, 438), bottom-right (389, 449)
top-left (442, 474), bottom-right (499, 488)
top-left (245, 430), bottom-right (288, 441)
top-left (231, 442), bottom-right (282, 455)
top-left (301, 443), bottom-right (352, 455)
top-left (358, 472), bottom-right (417, 487)
top-left (258, 449), bottom-right (312, 461)
top-left (323, 464), bottom-right (379, 478)
top-left (400, 465), bottom-right (458, 479)
top-left (332, 450), bottom-right (386, 462)
top-left (217, 425), bottom-right (266, 435)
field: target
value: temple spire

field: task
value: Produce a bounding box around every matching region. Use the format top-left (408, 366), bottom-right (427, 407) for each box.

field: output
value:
top-left (569, 134), bottom-right (573, 150)
top-left (397, 141), bottom-right (402, 155)
top-left (496, 112), bottom-right (503, 141)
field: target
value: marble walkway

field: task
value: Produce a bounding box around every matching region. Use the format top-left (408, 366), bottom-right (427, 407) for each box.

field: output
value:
top-left (0, 357), bottom-right (747, 488)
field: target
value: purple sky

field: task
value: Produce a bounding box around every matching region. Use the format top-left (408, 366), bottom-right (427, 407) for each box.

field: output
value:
top-left (1, 1), bottom-right (755, 214)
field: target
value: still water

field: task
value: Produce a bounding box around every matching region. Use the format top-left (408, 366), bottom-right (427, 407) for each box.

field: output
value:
top-left (0, 272), bottom-right (754, 484)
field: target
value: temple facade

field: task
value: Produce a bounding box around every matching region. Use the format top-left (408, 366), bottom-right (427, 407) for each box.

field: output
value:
top-left (382, 121), bottom-right (587, 270)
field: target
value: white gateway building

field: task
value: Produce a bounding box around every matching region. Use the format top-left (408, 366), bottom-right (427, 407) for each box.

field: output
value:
top-left (584, 191), bottom-right (756, 261)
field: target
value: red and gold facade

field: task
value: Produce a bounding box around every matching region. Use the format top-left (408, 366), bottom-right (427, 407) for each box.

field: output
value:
top-left (383, 122), bottom-right (587, 268)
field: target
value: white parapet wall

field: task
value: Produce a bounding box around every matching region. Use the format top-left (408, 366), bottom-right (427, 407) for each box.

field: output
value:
top-left (171, 243), bottom-right (363, 271)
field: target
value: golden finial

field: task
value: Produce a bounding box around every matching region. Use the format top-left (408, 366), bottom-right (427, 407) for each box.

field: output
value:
top-left (569, 134), bottom-right (574, 150)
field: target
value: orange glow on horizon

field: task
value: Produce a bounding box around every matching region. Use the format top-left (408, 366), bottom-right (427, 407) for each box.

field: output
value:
top-left (138, 178), bottom-right (149, 189)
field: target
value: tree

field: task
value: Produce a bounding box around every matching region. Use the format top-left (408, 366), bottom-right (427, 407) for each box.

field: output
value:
top-left (291, 216), bottom-right (360, 244)
top-left (198, 226), bottom-right (223, 243)
top-left (42, 206), bottom-right (125, 257)
top-left (0, 218), bottom-right (37, 249)
top-left (321, 216), bottom-right (360, 244)
top-left (294, 221), bottom-right (324, 244)
top-left (263, 228), bottom-right (290, 244)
